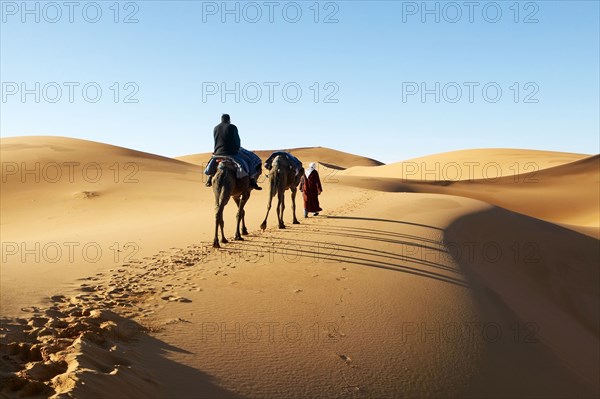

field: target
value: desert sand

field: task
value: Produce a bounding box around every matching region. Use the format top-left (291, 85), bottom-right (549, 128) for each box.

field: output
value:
top-left (1, 136), bottom-right (598, 398)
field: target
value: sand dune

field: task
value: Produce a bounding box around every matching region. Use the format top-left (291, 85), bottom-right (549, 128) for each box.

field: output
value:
top-left (177, 146), bottom-right (384, 169)
top-left (338, 153), bottom-right (600, 233)
top-left (341, 148), bottom-right (589, 180)
top-left (445, 205), bottom-right (599, 395)
top-left (1, 136), bottom-right (598, 398)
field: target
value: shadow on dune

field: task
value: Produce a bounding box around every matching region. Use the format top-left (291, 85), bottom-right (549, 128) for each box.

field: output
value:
top-left (235, 209), bottom-right (600, 397)
top-left (307, 223), bottom-right (443, 246)
top-left (318, 161), bottom-right (346, 170)
top-left (443, 206), bottom-right (600, 398)
top-left (135, 331), bottom-right (244, 399)
top-left (226, 222), bottom-right (468, 287)
top-left (0, 307), bottom-right (242, 399)
top-left (323, 215), bottom-right (444, 231)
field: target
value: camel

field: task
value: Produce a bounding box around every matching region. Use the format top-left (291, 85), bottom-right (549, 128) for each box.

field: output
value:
top-left (260, 154), bottom-right (303, 230)
top-left (212, 159), bottom-right (251, 248)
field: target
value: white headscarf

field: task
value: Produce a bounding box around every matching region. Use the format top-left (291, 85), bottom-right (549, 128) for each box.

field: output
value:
top-left (305, 162), bottom-right (317, 178)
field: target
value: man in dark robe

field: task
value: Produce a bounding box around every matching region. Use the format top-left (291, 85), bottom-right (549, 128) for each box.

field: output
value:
top-left (299, 162), bottom-right (323, 217)
top-left (213, 113), bottom-right (240, 157)
top-left (205, 114), bottom-right (261, 190)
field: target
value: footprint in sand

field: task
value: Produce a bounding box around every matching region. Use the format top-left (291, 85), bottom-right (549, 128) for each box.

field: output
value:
top-left (160, 294), bottom-right (192, 303)
top-left (50, 295), bottom-right (67, 303)
top-left (338, 354), bottom-right (351, 363)
top-left (28, 317), bottom-right (49, 327)
top-left (162, 317), bottom-right (190, 325)
top-left (20, 306), bottom-right (40, 313)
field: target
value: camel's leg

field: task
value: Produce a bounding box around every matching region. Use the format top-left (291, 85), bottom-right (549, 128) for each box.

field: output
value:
top-left (291, 187), bottom-right (300, 224)
top-left (241, 197), bottom-right (249, 236)
top-left (213, 209), bottom-right (221, 248)
top-left (214, 202), bottom-right (225, 248)
top-left (213, 183), bottom-right (223, 248)
top-left (242, 191), bottom-right (251, 235)
top-left (220, 218), bottom-right (228, 244)
top-left (233, 195), bottom-right (245, 241)
top-left (277, 188), bottom-right (286, 229)
top-left (260, 182), bottom-right (275, 231)
top-left (236, 191), bottom-right (251, 239)
top-left (219, 193), bottom-right (230, 244)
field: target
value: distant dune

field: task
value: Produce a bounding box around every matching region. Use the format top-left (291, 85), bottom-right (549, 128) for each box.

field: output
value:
top-left (1, 136), bottom-right (598, 398)
top-left (342, 148), bottom-right (590, 180)
top-left (177, 146), bottom-right (384, 169)
top-left (338, 151), bottom-right (599, 233)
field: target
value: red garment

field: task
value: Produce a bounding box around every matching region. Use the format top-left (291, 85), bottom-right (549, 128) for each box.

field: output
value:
top-left (300, 170), bottom-right (323, 212)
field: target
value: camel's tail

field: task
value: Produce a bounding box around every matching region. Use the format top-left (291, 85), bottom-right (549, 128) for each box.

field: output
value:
top-left (215, 164), bottom-right (228, 198)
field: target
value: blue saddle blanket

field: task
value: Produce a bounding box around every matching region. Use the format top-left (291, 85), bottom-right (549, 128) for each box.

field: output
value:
top-left (204, 147), bottom-right (262, 179)
top-left (264, 151), bottom-right (303, 175)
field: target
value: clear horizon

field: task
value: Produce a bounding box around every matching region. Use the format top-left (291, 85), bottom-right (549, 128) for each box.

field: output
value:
top-left (1, 1), bottom-right (599, 164)
top-left (0, 133), bottom-right (597, 166)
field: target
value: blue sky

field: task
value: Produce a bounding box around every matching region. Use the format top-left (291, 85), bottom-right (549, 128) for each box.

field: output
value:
top-left (1, 1), bottom-right (599, 163)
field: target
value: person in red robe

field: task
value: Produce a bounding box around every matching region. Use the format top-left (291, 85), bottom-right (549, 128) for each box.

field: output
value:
top-left (299, 162), bottom-right (323, 217)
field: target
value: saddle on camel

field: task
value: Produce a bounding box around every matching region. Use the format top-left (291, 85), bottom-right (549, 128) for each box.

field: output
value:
top-left (204, 114), bottom-right (262, 190)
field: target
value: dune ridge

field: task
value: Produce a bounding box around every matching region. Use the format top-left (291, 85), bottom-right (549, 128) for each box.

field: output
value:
top-left (341, 148), bottom-right (590, 180)
top-left (177, 146), bottom-right (384, 169)
top-left (336, 154), bottom-right (600, 231)
top-left (1, 136), bottom-right (598, 398)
